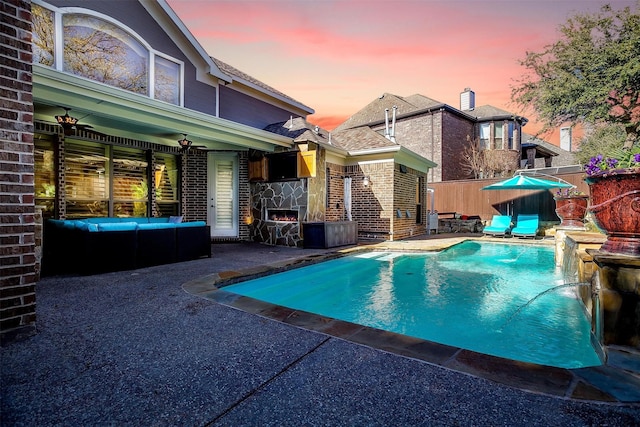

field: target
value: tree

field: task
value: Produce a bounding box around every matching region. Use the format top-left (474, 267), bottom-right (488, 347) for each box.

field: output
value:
top-left (461, 136), bottom-right (487, 179)
top-left (511, 3), bottom-right (640, 150)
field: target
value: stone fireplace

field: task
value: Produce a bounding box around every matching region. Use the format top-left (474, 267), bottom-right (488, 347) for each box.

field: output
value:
top-left (251, 181), bottom-right (308, 247)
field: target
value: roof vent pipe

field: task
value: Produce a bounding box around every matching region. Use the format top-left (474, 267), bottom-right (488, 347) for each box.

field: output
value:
top-left (391, 105), bottom-right (397, 143)
top-left (384, 108), bottom-right (390, 139)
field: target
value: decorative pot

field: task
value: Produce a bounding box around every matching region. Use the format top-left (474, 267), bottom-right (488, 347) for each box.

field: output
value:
top-left (554, 196), bottom-right (589, 228)
top-left (585, 169), bottom-right (640, 256)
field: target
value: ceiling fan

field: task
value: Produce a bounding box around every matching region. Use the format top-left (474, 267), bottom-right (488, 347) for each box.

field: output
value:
top-left (54, 106), bottom-right (98, 136)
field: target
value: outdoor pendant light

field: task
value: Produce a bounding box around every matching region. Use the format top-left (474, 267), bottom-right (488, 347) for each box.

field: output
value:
top-left (177, 134), bottom-right (192, 151)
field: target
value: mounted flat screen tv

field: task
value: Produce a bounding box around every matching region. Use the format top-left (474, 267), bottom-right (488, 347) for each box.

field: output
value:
top-left (267, 152), bottom-right (298, 181)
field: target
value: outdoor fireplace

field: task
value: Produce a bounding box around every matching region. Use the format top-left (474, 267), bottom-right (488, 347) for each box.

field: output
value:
top-left (265, 208), bottom-right (299, 222)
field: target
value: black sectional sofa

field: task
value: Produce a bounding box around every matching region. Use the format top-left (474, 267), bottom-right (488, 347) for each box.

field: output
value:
top-left (43, 217), bottom-right (211, 275)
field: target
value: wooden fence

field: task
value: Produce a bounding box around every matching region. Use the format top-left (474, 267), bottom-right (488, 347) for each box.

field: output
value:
top-left (427, 172), bottom-right (589, 222)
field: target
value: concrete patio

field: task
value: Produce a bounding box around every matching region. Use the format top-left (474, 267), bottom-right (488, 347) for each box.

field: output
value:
top-left (2, 238), bottom-right (639, 426)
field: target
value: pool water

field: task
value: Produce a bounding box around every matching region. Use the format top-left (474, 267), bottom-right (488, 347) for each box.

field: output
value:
top-left (224, 241), bottom-right (602, 369)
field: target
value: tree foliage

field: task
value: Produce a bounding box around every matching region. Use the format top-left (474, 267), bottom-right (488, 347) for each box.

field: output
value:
top-left (511, 3), bottom-right (640, 149)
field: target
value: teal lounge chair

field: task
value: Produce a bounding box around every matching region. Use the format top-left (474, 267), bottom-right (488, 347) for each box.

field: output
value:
top-left (511, 214), bottom-right (539, 238)
top-left (483, 215), bottom-right (512, 237)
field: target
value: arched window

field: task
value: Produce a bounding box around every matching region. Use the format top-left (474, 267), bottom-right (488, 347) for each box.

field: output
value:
top-left (33, 3), bottom-right (183, 105)
top-left (63, 13), bottom-right (149, 95)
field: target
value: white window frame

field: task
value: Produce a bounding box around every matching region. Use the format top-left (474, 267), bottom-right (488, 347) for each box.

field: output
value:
top-left (34, 1), bottom-right (184, 106)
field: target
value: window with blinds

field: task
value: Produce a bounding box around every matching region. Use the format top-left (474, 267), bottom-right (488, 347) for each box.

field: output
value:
top-left (154, 153), bottom-right (180, 216)
top-left (59, 141), bottom-right (179, 218)
top-left (65, 141), bottom-right (109, 218)
top-left (113, 147), bottom-right (148, 217)
top-left (215, 160), bottom-right (234, 228)
top-left (35, 138), bottom-right (56, 218)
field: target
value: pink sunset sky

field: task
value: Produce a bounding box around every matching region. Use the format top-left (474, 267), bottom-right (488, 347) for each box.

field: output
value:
top-left (167, 0), bottom-right (635, 146)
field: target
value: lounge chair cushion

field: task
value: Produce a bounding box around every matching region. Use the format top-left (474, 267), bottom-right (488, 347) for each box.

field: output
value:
top-left (483, 215), bottom-right (512, 236)
top-left (511, 214), bottom-right (539, 237)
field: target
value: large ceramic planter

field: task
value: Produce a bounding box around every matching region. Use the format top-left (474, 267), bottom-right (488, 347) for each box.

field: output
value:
top-left (554, 196), bottom-right (589, 228)
top-left (585, 169), bottom-right (640, 256)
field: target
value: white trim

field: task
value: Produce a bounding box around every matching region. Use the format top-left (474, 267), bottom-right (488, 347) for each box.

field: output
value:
top-left (151, 0), bottom-right (231, 83)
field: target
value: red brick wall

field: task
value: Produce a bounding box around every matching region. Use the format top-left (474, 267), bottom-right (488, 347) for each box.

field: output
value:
top-left (1, 0), bottom-right (37, 344)
top-left (392, 165), bottom-right (427, 240)
top-left (326, 163), bottom-right (346, 221)
top-left (352, 162), bottom-right (393, 239)
top-left (238, 151), bottom-right (250, 240)
top-left (441, 111), bottom-right (475, 181)
top-left (182, 150), bottom-right (208, 222)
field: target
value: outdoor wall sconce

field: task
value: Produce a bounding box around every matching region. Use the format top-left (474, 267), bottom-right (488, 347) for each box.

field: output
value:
top-left (363, 176), bottom-right (370, 187)
top-left (54, 107), bottom-right (78, 136)
top-left (177, 134), bottom-right (192, 151)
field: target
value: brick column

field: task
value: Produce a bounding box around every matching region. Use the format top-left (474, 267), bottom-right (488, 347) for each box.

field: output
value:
top-left (1, 0), bottom-right (37, 344)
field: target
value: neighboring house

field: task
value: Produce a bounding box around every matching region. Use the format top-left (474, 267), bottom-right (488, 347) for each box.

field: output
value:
top-left (335, 88), bottom-right (531, 182)
top-left (252, 117), bottom-right (436, 245)
top-left (521, 133), bottom-right (578, 170)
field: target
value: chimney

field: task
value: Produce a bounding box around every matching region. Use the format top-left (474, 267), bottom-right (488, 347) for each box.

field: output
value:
top-left (460, 87), bottom-right (475, 111)
top-left (560, 127), bottom-right (572, 151)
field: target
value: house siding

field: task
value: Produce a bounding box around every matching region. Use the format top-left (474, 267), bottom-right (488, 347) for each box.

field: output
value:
top-left (219, 85), bottom-right (299, 130)
top-left (1, 0), bottom-right (37, 344)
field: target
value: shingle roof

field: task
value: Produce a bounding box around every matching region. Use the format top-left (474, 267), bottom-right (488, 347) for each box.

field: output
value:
top-left (211, 57), bottom-right (313, 113)
top-left (466, 105), bottom-right (514, 119)
top-left (331, 126), bottom-right (398, 151)
top-left (522, 133), bottom-right (578, 167)
top-left (263, 117), bottom-right (340, 148)
top-left (334, 93), bottom-right (444, 131)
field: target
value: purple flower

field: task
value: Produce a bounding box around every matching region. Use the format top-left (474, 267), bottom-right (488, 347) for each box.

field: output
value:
top-left (606, 158), bottom-right (619, 168)
top-left (634, 153), bottom-right (640, 163)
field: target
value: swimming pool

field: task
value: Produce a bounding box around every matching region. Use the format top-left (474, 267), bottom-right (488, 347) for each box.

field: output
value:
top-left (223, 241), bottom-right (602, 369)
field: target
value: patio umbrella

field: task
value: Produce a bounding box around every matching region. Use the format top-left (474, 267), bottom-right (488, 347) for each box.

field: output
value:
top-left (481, 174), bottom-right (573, 191)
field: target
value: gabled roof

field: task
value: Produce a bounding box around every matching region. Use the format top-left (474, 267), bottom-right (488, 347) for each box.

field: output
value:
top-left (522, 133), bottom-right (578, 167)
top-left (264, 117), bottom-right (336, 146)
top-left (212, 57), bottom-right (314, 115)
top-left (335, 93), bottom-right (444, 131)
top-left (155, 1), bottom-right (313, 115)
top-left (262, 117), bottom-right (437, 171)
top-left (465, 105), bottom-right (528, 124)
top-left (336, 93), bottom-right (529, 131)
top-left (153, 0), bottom-right (230, 82)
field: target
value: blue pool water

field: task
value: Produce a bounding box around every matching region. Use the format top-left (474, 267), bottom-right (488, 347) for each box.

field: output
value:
top-left (224, 241), bottom-right (602, 368)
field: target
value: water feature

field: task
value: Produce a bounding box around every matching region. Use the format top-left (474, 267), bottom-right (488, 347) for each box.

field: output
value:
top-left (224, 241), bottom-right (602, 368)
top-left (499, 282), bottom-right (590, 330)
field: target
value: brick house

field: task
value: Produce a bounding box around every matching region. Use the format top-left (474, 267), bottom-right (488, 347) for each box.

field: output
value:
top-left (335, 89), bottom-right (534, 182)
top-left (0, 0), bottom-right (308, 343)
top-left (0, 0), bottom-right (437, 342)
